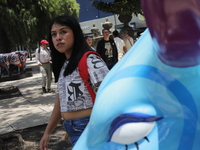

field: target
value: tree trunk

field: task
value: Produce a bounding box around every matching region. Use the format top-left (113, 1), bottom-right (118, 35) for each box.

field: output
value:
top-left (0, 27), bottom-right (11, 53)
top-left (118, 14), bottom-right (135, 38)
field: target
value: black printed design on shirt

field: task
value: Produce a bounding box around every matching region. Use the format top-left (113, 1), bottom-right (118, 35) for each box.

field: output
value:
top-left (68, 82), bottom-right (83, 101)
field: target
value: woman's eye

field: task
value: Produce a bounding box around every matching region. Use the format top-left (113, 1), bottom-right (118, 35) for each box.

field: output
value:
top-left (61, 30), bottom-right (67, 34)
top-left (51, 33), bottom-right (56, 37)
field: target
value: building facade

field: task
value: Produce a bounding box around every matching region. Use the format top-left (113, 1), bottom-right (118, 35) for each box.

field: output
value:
top-left (76, 0), bottom-right (147, 38)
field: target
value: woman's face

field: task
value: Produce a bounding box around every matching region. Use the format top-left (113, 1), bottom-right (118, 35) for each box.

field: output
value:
top-left (86, 37), bottom-right (93, 46)
top-left (51, 23), bottom-right (74, 58)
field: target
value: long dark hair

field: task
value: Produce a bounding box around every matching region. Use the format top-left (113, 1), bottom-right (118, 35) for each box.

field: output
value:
top-left (48, 15), bottom-right (90, 82)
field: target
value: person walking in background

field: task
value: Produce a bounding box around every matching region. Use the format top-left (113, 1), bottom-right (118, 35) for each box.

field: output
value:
top-left (35, 39), bottom-right (52, 93)
top-left (120, 30), bottom-right (134, 51)
top-left (85, 36), bottom-right (96, 51)
top-left (112, 30), bottom-right (127, 61)
top-left (96, 29), bottom-right (118, 70)
top-left (39, 15), bottom-right (109, 150)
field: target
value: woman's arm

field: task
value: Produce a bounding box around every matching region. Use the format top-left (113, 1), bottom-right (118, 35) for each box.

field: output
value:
top-left (87, 54), bottom-right (109, 91)
top-left (35, 48), bottom-right (42, 65)
top-left (40, 95), bottom-right (62, 150)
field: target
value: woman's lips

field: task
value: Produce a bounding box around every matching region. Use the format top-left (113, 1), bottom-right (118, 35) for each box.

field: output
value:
top-left (57, 43), bottom-right (64, 47)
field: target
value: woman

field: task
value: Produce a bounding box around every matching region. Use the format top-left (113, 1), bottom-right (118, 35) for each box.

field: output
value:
top-left (84, 36), bottom-right (96, 51)
top-left (40, 15), bottom-right (109, 149)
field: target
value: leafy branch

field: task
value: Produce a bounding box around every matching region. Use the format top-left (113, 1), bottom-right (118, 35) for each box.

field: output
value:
top-left (91, 0), bottom-right (142, 16)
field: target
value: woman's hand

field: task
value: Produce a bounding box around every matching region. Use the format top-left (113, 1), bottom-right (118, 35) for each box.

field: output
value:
top-left (40, 96), bottom-right (62, 150)
top-left (40, 133), bottom-right (50, 150)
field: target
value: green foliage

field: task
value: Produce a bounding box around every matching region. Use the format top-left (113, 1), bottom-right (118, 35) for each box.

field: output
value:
top-left (92, 0), bottom-right (142, 16)
top-left (0, 0), bottom-right (80, 50)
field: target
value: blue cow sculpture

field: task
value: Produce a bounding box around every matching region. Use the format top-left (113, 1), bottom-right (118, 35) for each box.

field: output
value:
top-left (73, 0), bottom-right (200, 150)
top-left (0, 51), bottom-right (28, 77)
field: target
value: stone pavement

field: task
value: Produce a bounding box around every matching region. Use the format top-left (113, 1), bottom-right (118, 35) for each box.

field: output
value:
top-left (0, 58), bottom-right (57, 135)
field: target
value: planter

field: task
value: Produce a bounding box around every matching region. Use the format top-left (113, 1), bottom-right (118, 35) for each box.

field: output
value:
top-left (102, 17), bottom-right (113, 30)
top-left (118, 14), bottom-right (132, 29)
top-left (118, 14), bottom-right (135, 38)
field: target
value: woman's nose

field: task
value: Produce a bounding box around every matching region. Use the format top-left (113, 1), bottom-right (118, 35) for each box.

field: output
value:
top-left (55, 34), bottom-right (61, 41)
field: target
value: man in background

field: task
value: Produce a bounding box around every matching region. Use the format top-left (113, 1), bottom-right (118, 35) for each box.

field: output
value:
top-left (35, 39), bottom-right (52, 93)
top-left (112, 30), bottom-right (127, 61)
top-left (120, 30), bottom-right (134, 51)
top-left (96, 29), bottom-right (118, 70)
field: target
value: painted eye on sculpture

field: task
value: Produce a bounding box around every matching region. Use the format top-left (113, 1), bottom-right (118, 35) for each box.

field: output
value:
top-left (107, 112), bottom-right (163, 150)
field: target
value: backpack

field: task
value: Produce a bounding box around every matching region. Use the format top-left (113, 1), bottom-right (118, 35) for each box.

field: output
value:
top-left (78, 51), bottom-right (101, 104)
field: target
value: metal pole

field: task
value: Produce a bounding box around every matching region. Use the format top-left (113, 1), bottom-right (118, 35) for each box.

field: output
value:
top-left (114, 14), bottom-right (117, 30)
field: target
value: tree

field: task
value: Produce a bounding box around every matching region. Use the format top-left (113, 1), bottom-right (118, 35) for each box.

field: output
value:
top-left (91, 0), bottom-right (142, 34)
top-left (92, 0), bottom-right (142, 16)
top-left (0, 0), bottom-right (80, 53)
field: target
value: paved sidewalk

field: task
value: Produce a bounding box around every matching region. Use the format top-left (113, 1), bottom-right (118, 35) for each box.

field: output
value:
top-left (0, 58), bottom-right (57, 135)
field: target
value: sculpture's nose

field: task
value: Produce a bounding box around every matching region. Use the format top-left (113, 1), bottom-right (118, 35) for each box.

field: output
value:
top-left (141, 0), bottom-right (200, 67)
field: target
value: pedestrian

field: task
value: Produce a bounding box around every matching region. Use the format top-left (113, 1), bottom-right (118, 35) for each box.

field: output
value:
top-left (120, 29), bottom-right (134, 51)
top-left (112, 30), bottom-right (127, 61)
top-left (35, 39), bottom-right (52, 93)
top-left (39, 15), bottom-right (109, 150)
top-left (96, 29), bottom-right (118, 70)
top-left (84, 36), bottom-right (96, 51)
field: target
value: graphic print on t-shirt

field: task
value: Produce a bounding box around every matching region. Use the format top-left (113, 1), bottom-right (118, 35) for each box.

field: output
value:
top-left (90, 55), bottom-right (105, 69)
top-left (58, 54), bottom-right (109, 112)
top-left (104, 42), bottom-right (113, 60)
top-left (88, 54), bottom-right (109, 84)
top-left (68, 80), bottom-right (84, 107)
top-left (66, 74), bottom-right (89, 110)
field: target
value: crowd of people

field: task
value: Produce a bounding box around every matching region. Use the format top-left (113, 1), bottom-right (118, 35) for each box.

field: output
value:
top-left (36, 15), bottom-right (135, 150)
top-left (84, 28), bottom-right (134, 70)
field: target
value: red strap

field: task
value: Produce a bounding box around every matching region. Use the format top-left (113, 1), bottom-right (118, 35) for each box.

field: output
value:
top-left (78, 51), bottom-right (101, 104)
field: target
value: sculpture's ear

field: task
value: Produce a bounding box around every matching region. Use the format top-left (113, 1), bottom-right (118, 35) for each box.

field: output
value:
top-left (141, 0), bottom-right (200, 68)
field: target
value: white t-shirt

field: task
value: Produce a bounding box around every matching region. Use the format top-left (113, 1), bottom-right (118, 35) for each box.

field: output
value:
top-left (35, 47), bottom-right (51, 64)
top-left (114, 37), bottom-right (126, 53)
top-left (57, 54), bottom-right (109, 112)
